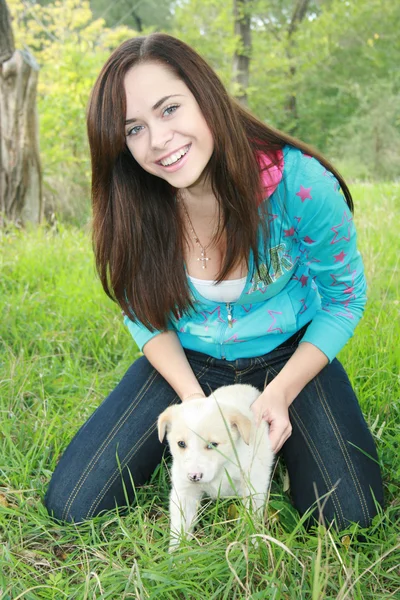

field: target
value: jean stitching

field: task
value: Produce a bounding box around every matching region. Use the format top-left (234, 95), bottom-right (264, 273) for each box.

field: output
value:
top-left (267, 361), bottom-right (345, 524)
top-left (254, 356), bottom-right (269, 370)
top-left (290, 404), bottom-right (346, 527)
top-left (81, 360), bottom-right (214, 520)
top-left (253, 357), bottom-right (280, 386)
top-left (87, 363), bottom-right (216, 518)
top-left (234, 361), bottom-right (258, 384)
top-left (192, 360), bottom-right (213, 382)
top-left (315, 375), bottom-right (370, 524)
top-left (87, 421), bottom-right (158, 518)
top-left (61, 368), bottom-right (159, 521)
top-left (274, 361), bottom-right (346, 525)
top-left (255, 352), bottom-right (291, 371)
top-left (314, 375), bottom-right (370, 524)
top-left (236, 364), bottom-right (257, 377)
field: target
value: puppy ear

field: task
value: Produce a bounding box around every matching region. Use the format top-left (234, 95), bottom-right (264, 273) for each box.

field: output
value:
top-left (229, 410), bottom-right (252, 445)
top-left (157, 406), bottom-right (175, 442)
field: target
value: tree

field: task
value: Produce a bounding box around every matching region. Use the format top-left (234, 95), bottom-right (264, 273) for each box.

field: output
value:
top-left (0, 0), bottom-right (42, 225)
top-left (8, 0), bottom-right (140, 223)
top-left (90, 0), bottom-right (174, 32)
top-left (290, 0), bottom-right (400, 173)
top-left (233, 0), bottom-right (252, 106)
top-left (0, 0), bottom-right (13, 62)
top-left (248, 0), bottom-right (314, 133)
top-left (171, 0), bottom-right (235, 90)
top-left (283, 0), bottom-right (310, 131)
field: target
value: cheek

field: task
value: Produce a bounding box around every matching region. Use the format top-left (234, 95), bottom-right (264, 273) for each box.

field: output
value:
top-left (126, 137), bottom-right (149, 168)
top-left (186, 106), bottom-right (213, 148)
top-left (197, 115), bottom-right (214, 150)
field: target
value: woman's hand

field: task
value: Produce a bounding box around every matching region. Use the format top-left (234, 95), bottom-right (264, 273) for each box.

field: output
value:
top-left (250, 384), bottom-right (292, 454)
top-left (249, 342), bottom-right (328, 453)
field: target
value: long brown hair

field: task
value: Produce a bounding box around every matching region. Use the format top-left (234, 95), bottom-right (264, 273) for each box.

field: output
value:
top-left (87, 33), bottom-right (353, 331)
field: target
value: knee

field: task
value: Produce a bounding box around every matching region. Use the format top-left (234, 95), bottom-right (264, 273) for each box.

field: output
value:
top-left (44, 473), bottom-right (89, 524)
top-left (310, 504), bottom-right (377, 531)
top-left (300, 485), bottom-right (384, 532)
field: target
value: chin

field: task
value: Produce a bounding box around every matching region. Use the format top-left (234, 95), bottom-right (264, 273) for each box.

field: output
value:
top-left (164, 171), bottom-right (206, 190)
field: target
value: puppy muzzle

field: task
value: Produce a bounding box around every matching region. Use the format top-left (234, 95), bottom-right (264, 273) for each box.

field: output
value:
top-left (187, 472), bottom-right (203, 482)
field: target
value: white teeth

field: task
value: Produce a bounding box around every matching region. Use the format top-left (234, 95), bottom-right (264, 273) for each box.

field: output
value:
top-left (159, 145), bottom-right (190, 166)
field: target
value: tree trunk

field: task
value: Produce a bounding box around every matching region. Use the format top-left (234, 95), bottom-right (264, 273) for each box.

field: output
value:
top-left (284, 0), bottom-right (310, 133)
top-left (233, 0), bottom-right (251, 106)
top-left (0, 49), bottom-right (43, 225)
top-left (131, 11), bottom-right (143, 32)
top-left (0, 0), bottom-right (14, 63)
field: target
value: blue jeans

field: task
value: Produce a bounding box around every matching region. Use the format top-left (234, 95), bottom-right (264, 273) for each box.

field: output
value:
top-left (45, 331), bottom-right (384, 529)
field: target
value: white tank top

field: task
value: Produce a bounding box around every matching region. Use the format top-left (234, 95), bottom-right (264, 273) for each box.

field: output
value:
top-left (188, 275), bottom-right (247, 303)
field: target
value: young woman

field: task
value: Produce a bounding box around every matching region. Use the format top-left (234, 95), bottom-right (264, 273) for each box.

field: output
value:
top-left (45, 33), bottom-right (383, 529)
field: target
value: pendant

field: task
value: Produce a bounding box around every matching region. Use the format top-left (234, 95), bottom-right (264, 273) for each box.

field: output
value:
top-left (197, 249), bottom-right (210, 269)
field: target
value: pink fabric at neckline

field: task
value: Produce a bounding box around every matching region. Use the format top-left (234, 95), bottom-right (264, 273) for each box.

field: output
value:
top-left (258, 149), bottom-right (284, 201)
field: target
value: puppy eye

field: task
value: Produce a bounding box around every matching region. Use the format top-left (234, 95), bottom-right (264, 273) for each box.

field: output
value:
top-left (206, 442), bottom-right (218, 450)
top-left (177, 441), bottom-right (186, 449)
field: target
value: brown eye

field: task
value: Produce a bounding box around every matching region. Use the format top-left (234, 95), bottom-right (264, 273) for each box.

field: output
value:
top-left (206, 442), bottom-right (218, 450)
top-left (177, 441), bottom-right (186, 449)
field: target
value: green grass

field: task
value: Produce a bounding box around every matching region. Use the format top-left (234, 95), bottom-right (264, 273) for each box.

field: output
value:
top-left (0, 183), bottom-right (399, 599)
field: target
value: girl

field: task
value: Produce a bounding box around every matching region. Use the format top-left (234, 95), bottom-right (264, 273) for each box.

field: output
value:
top-left (45, 33), bottom-right (383, 529)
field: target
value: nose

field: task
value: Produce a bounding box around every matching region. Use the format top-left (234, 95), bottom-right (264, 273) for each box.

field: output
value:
top-left (187, 472), bottom-right (203, 482)
top-left (149, 124), bottom-right (173, 150)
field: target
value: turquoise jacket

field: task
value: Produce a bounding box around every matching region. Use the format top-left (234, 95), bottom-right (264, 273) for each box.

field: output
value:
top-left (124, 145), bottom-right (367, 362)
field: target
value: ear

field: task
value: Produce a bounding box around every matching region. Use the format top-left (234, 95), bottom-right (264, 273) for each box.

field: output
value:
top-left (229, 410), bottom-right (252, 445)
top-left (157, 406), bottom-right (175, 443)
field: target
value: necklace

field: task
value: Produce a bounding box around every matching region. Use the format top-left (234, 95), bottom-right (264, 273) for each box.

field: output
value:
top-left (179, 199), bottom-right (212, 270)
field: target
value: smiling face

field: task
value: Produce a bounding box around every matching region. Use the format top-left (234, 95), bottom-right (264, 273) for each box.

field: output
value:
top-left (124, 61), bottom-right (214, 192)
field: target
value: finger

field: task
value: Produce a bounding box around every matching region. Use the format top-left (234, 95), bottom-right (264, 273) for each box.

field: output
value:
top-left (274, 427), bottom-right (293, 453)
top-left (268, 426), bottom-right (283, 453)
top-left (272, 434), bottom-right (285, 454)
top-left (273, 434), bottom-right (286, 454)
top-left (269, 423), bottom-right (292, 453)
top-left (256, 413), bottom-right (264, 427)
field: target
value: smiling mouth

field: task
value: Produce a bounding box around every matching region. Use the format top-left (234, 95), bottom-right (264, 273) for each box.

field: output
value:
top-left (157, 144), bottom-right (191, 167)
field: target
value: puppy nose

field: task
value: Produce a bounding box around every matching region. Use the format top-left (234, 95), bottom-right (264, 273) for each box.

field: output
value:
top-left (188, 472), bottom-right (203, 482)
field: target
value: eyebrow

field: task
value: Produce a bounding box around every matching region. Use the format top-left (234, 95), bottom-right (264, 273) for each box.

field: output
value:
top-left (125, 94), bottom-right (184, 125)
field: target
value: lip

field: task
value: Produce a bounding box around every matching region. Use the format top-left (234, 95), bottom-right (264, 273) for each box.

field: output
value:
top-left (155, 144), bottom-right (191, 164)
top-left (155, 143), bottom-right (192, 173)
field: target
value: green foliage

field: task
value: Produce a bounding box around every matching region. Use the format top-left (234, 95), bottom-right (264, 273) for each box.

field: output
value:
top-left (171, 0), bottom-right (236, 89)
top-left (90, 0), bottom-right (175, 32)
top-left (291, 0), bottom-right (400, 157)
top-left (6, 0), bottom-right (399, 225)
top-left (9, 0), bottom-right (139, 224)
top-left (331, 83), bottom-right (400, 181)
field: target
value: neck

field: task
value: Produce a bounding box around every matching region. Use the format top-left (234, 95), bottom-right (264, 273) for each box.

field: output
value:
top-left (178, 188), bottom-right (218, 216)
top-left (180, 170), bottom-right (215, 205)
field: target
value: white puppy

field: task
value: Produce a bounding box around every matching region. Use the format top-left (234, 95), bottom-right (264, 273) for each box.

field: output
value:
top-left (157, 384), bottom-right (274, 549)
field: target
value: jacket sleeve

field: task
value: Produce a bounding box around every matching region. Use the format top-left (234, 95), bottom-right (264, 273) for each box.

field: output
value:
top-left (123, 313), bottom-right (166, 352)
top-left (287, 153), bottom-right (367, 361)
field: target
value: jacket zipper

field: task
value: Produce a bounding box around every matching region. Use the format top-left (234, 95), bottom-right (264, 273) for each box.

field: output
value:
top-left (226, 302), bottom-right (234, 328)
top-left (219, 303), bottom-right (235, 359)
